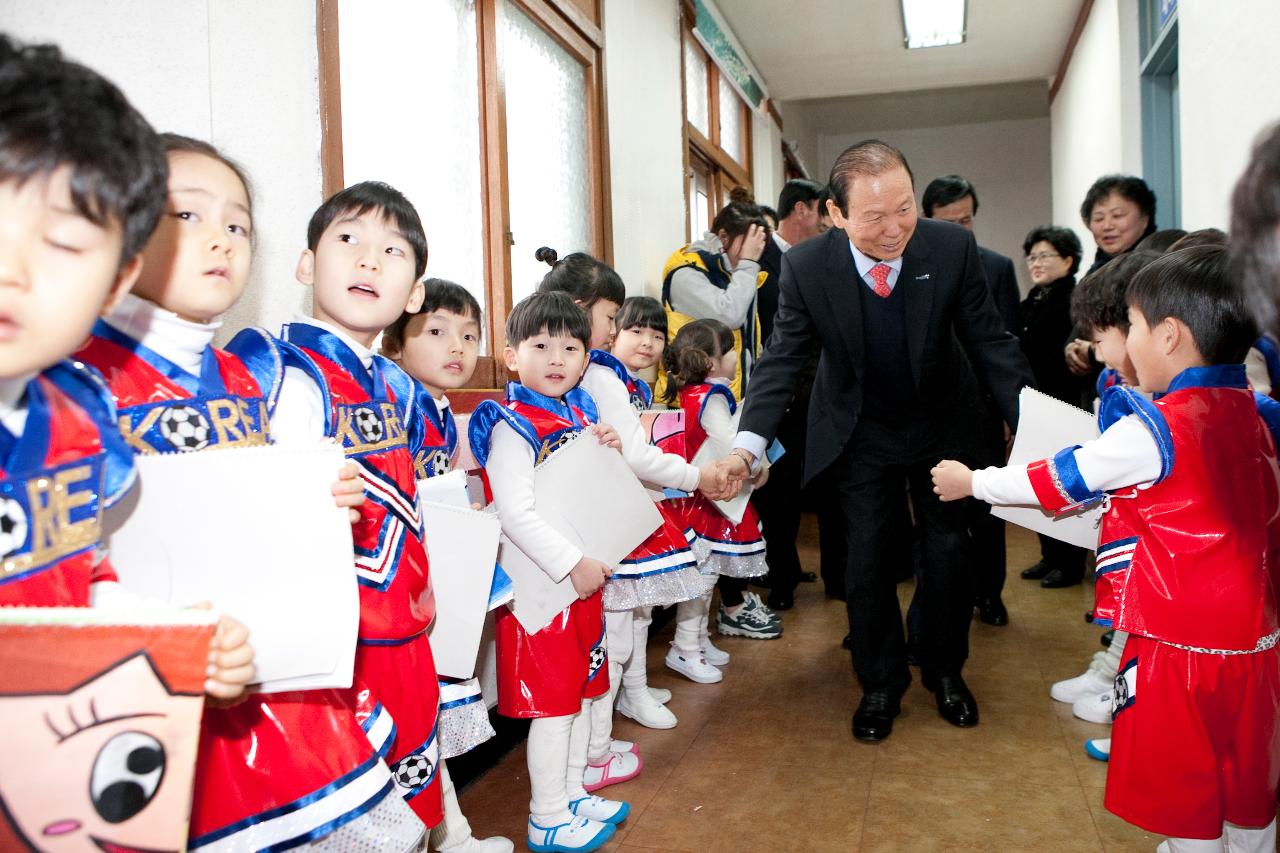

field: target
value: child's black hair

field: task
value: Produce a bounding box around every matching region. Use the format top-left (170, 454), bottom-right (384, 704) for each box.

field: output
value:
top-left (1134, 228), bottom-right (1187, 254)
top-left (535, 247), bottom-right (626, 308)
top-left (159, 133), bottom-right (254, 218)
top-left (1233, 122), bottom-right (1280, 336)
top-left (307, 181), bottom-right (428, 279)
top-left (381, 279), bottom-right (483, 358)
top-left (1167, 228), bottom-right (1228, 252)
top-left (614, 296), bottom-right (666, 336)
top-left (1127, 244), bottom-right (1258, 365)
top-left (506, 291), bottom-right (591, 349)
top-left (1070, 250), bottom-right (1161, 336)
top-left (661, 318), bottom-right (734, 406)
top-left (0, 34), bottom-right (167, 264)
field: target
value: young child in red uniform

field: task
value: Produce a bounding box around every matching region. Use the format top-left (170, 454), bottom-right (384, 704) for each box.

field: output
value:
top-left (228, 181), bottom-right (445, 831)
top-left (658, 319), bottom-right (775, 686)
top-left (468, 292), bottom-right (627, 853)
top-left (933, 245), bottom-right (1280, 853)
top-left (0, 35), bottom-right (253, 690)
top-left (382, 278), bottom-right (513, 853)
top-left (78, 136), bottom-right (424, 851)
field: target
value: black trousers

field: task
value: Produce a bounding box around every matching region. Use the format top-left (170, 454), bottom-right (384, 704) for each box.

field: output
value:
top-left (753, 396), bottom-right (809, 595)
top-left (831, 421), bottom-right (974, 692)
top-left (1038, 533), bottom-right (1086, 578)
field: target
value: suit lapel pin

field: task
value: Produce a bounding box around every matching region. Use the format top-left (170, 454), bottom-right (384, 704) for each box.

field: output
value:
top-left (915, 273), bottom-right (931, 280)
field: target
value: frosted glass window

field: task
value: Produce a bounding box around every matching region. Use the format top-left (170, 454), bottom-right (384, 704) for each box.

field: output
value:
top-left (684, 39), bottom-right (709, 136)
top-left (718, 74), bottom-right (744, 164)
top-left (689, 162), bottom-right (710, 240)
top-left (502, 3), bottom-right (590, 307)
top-left (338, 0), bottom-right (486, 335)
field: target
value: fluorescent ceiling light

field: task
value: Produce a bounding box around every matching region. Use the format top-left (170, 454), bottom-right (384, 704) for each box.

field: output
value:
top-left (901, 0), bottom-right (967, 49)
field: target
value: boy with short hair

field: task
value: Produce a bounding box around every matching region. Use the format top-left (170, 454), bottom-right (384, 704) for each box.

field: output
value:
top-left (468, 291), bottom-right (628, 853)
top-left (230, 180), bottom-right (445, 828)
top-left (0, 34), bottom-right (254, 700)
top-left (933, 245), bottom-right (1280, 852)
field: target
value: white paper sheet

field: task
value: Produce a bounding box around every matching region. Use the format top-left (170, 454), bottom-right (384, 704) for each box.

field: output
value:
top-left (417, 470), bottom-right (471, 508)
top-left (108, 443), bottom-right (360, 692)
top-left (421, 501), bottom-right (500, 679)
top-left (499, 432), bottom-right (663, 632)
top-left (991, 387), bottom-right (1104, 551)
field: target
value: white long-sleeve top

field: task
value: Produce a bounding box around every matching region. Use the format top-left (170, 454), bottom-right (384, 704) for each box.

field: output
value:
top-left (698, 379), bottom-right (738, 461)
top-left (270, 315), bottom-right (373, 444)
top-left (485, 421), bottom-right (582, 582)
top-left (578, 362), bottom-right (700, 498)
top-left (102, 292), bottom-right (218, 378)
top-left (667, 233), bottom-right (760, 329)
top-left (971, 414), bottom-right (1162, 507)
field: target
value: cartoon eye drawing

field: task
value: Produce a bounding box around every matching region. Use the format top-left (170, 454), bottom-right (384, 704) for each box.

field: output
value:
top-left (90, 731), bottom-right (166, 823)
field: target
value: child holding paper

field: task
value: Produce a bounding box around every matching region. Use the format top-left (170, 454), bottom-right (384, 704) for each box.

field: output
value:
top-left (77, 135), bottom-right (425, 850)
top-left (932, 245), bottom-right (1280, 853)
top-left (539, 256), bottom-right (726, 784)
top-left (381, 278), bottom-right (513, 853)
top-left (228, 181), bottom-right (445, 831)
top-left (659, 320), bottom-right (776, 686)
top-left (468, 292), bottom-right (627, 853)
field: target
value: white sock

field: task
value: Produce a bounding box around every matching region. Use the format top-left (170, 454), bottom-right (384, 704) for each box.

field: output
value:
top-left (1225, 818), bottom-right (1276, 853)
top-left (622, 608), bottom-right (652, 695)
top-left (527, 714), bottom-right (574, 824)
top-left (565, 700), bottom-right (593, 802)
top-left (1159, 835), bottom-right (1226, 852)
top-left (588, 610), bottom-right (632, 761)
top-left (674, 593), bottom-right (710, 655)
top-left (428, 762), bottom-right (472, 850)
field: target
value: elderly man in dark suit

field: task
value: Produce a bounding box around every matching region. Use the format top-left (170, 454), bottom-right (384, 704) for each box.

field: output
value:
top-left (724, 141), bottom-right (1033, 743)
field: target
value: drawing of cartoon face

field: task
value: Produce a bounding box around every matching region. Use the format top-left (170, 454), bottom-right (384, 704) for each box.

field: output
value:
top-left (0, 653), bottom-right (204, 852)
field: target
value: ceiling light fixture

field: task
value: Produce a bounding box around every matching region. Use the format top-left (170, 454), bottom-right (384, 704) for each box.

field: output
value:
top-left (900, 0), bottom-right (967, 49)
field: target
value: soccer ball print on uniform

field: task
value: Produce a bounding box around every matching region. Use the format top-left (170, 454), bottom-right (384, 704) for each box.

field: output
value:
top-left (158, 405), bottom-right (211, 452)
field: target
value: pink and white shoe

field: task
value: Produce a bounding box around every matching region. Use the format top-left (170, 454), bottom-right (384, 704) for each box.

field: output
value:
top-left (582, 749), bottom-right (643, 792)
top-left (609, 738), bottom-right (638, 755)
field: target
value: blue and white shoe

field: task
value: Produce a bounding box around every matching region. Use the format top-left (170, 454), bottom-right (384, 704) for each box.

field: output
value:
top-left (526, 815), bottom-right (614, 853)
top-left (569, 795), bottom-right (630, 825)
top-left (1084, 737), bottom-right (1110, 762)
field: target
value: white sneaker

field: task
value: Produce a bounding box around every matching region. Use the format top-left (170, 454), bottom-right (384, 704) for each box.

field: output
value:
top-left (436, 836), bottom-right (515, 853)
top-left (1072, 690), bottom-right (1114, 725)
top-left (664, 646), bottom-right (723, 683)
top-left (582, 749), bottom-right (642, 792)
top-left (568, 795), bottom-right (630, 825)
top-left (701, 635), bottom-right (730, 666)
top-left (1084, 737), bottom-right (1110, 762)
top-left (1050, 668), bottom-right (1113, 704)
top-left (526, 815), bottom-right (614, 853)
top-left (648, 687), bottom-right (672, 704)
top-left (608, 738), bottom-right (636, 754)
top-left (617, 689), bottom-right (678, 729)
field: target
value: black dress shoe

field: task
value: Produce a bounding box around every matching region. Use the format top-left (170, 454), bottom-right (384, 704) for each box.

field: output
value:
top-left (767, 590), bottom-right (795, 610)
top-left (975, 595), bottom-right (1009, 626)
top-left (927, 675), bottom-right (979, 728)
top-left (841, 633), bottom-right (852, 650)
top-left (852, 689), bottom-right (902, 742)
top-left (1020, 560), bottom-right (1051, 580)
top-left (1040, 568), bottom-right (1084, 588)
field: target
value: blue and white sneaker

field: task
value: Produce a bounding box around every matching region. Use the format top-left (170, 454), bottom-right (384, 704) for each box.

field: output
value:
top-left (526, 815), bottom-right (614, 853)
top-left (1084, 737), bottom-right (1110, 762)
top-left (569, 795), bottom-right (630, 824)
top-left (718, 593), bottom-right (782, 639)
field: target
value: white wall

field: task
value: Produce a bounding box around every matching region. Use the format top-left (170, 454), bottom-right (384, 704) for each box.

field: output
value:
top-left (603, 0), bottom-right (686, 298)
top-left (752, 110), bottom-right (784, 217)
top-left (816, 118), bottom-right (1052, 294)
top-left (4, 0), bottom-right (324, 343)
top-left (1177, 1), bottom-right (1280, 230)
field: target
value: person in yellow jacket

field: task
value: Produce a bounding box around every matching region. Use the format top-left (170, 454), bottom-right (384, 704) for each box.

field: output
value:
top-left (658, 201), bottom-right (769, 401)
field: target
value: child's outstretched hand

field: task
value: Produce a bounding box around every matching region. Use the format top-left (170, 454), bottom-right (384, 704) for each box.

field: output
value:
top-left (590, 423), bottom-right (622, 452)
top-left (931, 460), bottom-right (974, 502)
top-left (568, 555), bottom-right (612, 599)
top-left (751, 464), bottom-right (770, 489)
top-left (193, 604), bottom-right (255, 703)
top-left (697, 460), bottom-right (733, 501)
top-left (332, 461), bottom-right (366, 523)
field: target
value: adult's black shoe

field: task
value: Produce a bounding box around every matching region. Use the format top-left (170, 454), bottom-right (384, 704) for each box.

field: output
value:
top-left (924, 674), bottom-right (979, 728)
top-left (767, 590), bottom-right (795, 611)
top-left (975, 595), bottom-right (1009, 626)
top-left (1040, 568), bottom-right (1083, 588)
top-left (1020, 560), bottom-right (1051, 580)
top-left (852, 688), bottom-right (902, 743)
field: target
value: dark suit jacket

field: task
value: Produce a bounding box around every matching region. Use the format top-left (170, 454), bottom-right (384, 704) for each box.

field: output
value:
top-left (740, 219), bottom-right (1034, 484)
top-left (978, 246), bottom-right (1020, 335)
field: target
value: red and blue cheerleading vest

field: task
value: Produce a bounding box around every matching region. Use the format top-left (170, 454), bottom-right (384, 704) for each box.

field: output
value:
top-left (468, 382), bottom-right (609, 717)
top-left (1027, 365), bottom-right (1280, 651)
top-left (77, 321), bottom-right (415, 850)
top-left (0, 362), bottom-right (134, 607)
top-left (230, 322), bottom-right (444, 827)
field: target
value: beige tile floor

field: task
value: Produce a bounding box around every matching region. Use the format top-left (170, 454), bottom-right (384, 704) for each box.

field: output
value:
top-left (457, 521), bottom-right (1179, 852)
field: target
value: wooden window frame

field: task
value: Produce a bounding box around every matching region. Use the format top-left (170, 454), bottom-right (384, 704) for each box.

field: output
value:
top-left (679, 7), bottom-right (751, 240)
top-left (316, 0), bottom-right (611, 390)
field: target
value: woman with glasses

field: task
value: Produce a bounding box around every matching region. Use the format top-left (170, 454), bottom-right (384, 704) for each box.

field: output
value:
top-left (1016, 225), bottom-right (1089, 589)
